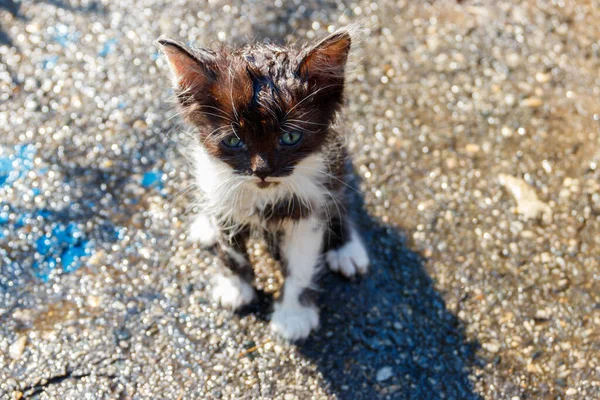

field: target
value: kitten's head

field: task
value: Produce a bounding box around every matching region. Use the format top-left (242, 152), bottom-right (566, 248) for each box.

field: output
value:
top-left (158, 30), bottom-right (351, 188)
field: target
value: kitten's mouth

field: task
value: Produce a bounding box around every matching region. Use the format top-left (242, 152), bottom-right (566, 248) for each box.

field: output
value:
top-left (256, 180), bottom-right (279, 189)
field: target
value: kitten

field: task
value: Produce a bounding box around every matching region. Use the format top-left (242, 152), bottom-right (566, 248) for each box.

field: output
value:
top-left (158, 29), bottom-right (369, 341)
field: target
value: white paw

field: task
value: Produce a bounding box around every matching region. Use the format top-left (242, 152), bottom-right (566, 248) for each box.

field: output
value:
top-left (211, 274), bottom-right (255, 310)
top-left (270, 303), bottom-right (319, 341)
top-left (326, 231), bottom-right (369, 278)
top-left (189, 213), bottom-right (218, 247)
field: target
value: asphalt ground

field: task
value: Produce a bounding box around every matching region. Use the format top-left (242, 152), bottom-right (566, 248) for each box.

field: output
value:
top-left (1, 0), bottom-right (599, 399)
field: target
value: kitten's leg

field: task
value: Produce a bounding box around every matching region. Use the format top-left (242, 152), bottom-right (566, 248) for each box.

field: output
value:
top-left (189, 213), bottom-right (218, 247)
top-left (211, 228), bottom-right (255, 310)
top-left (270, 217), bottom-right (323, 341)
top-left (325, 216), bottom-right (369, 278)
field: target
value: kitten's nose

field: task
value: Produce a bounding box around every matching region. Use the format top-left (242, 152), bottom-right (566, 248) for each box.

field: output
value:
top-left (251, 153), bottom-right (273, 180)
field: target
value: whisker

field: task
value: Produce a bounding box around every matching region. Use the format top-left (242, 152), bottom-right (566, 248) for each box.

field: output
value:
top-left (194, 111), bottom-right (234, 123)
top-left (284, 84), bottom-right (340, 118)
top-left (293, 165), bottom-right (360, 193)
top-left (286, 119), bottom-right (330, 127)
top-left (166, 182), bottom-right (197, 206)
top-left (283, 122), bottom-right (320, 134)
top-left (228, 67), bottom-right (240, 122)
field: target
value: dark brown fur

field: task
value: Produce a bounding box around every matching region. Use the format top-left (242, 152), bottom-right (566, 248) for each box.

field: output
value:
top-left (158, 32), bottom-right (350, 181)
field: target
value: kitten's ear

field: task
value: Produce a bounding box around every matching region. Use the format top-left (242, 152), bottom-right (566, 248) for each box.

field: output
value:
top-left (296, 30), bottom-right (351, 83)
top-left (156, 37), bottom-right (216, 91)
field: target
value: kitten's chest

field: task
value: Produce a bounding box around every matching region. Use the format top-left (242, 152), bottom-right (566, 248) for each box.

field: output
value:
top-left (231, 192), bottom-right (314, 227)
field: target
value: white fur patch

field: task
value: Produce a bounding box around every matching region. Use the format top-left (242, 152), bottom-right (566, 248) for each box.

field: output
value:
top-left (211, 274), bottom-right (255, 310)
top-left (189, 213), bottom-right (218, 247)
top-left (270, 301), bottom-right (319, 341)
top-left (192, 146), bottom-right (329, 230)
top-left (270, 217), bottom-right (324, 340)
top-left (326, 226), bottom-right (369, 277)
top-left (281, 217), bottom-right (324, 287)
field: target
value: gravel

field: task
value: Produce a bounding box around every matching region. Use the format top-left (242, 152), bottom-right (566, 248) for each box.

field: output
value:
top-left (1, 0), bottom-right (600, 399)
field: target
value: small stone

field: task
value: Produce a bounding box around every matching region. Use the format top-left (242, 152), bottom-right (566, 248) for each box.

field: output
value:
top-left (12, 392), bottom-right (23, 400)
top-left (506, 52), bottom-right (521, 67)
top-left (214, 364), bottom-right (224, 372)
top-left (536, 309), bottom-right (551, 320)
top-left (540, 252), bottom-right (551, 264)
top-left (482, 341), bottom-right (501, 353)
top-left (566, 388), bottom-right (577, 396)
top-left (498, 174), bottom-right (552, 222)
top-left (283, 394), bottom-right (298, 400)
top-left (9, 336), bottom-right (27, 360)
top-left (87, 295), bottom-right (101, 308)
top-left (501, 126), bottom-right (513, 138)
top-left (521, 230), bottom-right (535, 239)
top-left (535, 72), bottom-right (552, 83)
top-left (465, 143), bottom-right (480, 153)
top-left (133, 119), bottom-right (148, 130)
top-left (526, 363), bottom-right (541, 374)
top-left (521, 97), bottom-right (543, 108)
top-left (376, 366), bottom-right (394, 382)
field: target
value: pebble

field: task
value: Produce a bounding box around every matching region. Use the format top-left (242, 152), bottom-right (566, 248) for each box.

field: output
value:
top-left (501, 126), bottom-right (514, 138)
top-left (465, 144), bottom-right (481, 154)
top-left (9, 336), bottom-right (27, 360)
top-left (213, 364), bottom-right (225, 372)
top-left (521, 97), bottom-right (543, 108)
top-left (498, 174), bottom-right (552, 222)
top-left (376, 366), bottom-right (394, 382)
top-left (482, 341), bottom-right (501, 354)
top-left (535, 72), bottom-right (552, 83)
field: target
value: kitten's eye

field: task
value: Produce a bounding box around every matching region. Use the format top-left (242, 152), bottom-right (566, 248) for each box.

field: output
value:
top-left (280, 130), bottom-right (303, 146)
top-left (222, 135), bottom-right (244, 148)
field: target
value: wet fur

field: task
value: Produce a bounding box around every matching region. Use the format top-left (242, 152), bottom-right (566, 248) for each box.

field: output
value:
top-left (158, 29), bottom-right (369, 340)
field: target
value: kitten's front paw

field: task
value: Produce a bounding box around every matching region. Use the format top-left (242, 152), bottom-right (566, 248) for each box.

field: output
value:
top-left (270, 304), bottom-right (319, 341)
top-left (326, 232), bottom-right (369, 278)
top-left (189, 214), bottom-right (218, 247)
top-left (211, 274), bottom-right (255, 310)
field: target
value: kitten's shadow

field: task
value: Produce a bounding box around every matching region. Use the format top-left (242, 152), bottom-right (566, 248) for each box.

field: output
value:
top-left (293, 169), bottom-right (482, 400)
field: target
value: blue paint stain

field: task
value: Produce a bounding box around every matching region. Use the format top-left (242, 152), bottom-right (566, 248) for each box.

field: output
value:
top-left (33, 220), bottom-right (95, 277)
top-left (0, 141), bottom-right (131, 281)
top-left (0, 210), bottom-right (8, 225)
top-left (42, 55), bottom-right (59, 70)
top-left (61, 241), bottom-right (92, 273)
top-left (38, 209), bottom-right (52, 219)
top-left (99, 38), bottom-right (118, 57)
top-left (0, 144), bottom-right (37, 188)
top-left (0, 157), bottom-right (12, 185)
top-left (141, 170), bottom-right (163, 188)
top-left (14, 213), bottom-right (27, 228)
top-left (2, 205), bottom-right (102, 281)
top-left (50, 24), bottom-right (80, 48)
top-left (33, 257), bottom-right (57, 282)
top-left (115, 226), bottom-right (126, 240)
top-left (36, 236), bottom-right (52, 256)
